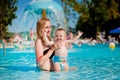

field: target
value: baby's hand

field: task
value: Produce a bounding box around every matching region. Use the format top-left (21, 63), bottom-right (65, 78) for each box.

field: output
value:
top-left (56, 42), bottom-right (63, 49)
top-left (78, 31), bottom-right (83, 37)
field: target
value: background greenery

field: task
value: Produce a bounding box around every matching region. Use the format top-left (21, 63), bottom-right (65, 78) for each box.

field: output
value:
top-left (63, 0), bottom-right (120, 38)
top-left (0, 0), bottom-right (18, 40)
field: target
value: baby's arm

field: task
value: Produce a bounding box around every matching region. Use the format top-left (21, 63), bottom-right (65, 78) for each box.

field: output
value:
top-left (43, 35), bottom-right (54, 46)
top-left (67, 31), bottom-right (83, 43)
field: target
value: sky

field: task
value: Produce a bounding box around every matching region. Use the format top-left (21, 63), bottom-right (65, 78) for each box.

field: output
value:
top-left (8, 0), bottom-right (79, 32)
top-left (8, 0), bottom-right (31, 32)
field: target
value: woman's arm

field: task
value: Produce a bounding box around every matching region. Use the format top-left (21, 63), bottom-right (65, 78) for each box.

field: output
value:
top-left (35, 39), bottom-right (56, 66)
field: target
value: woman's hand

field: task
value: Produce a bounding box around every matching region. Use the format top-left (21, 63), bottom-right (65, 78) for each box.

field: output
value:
top-left (42, 29), bottom-right (47, 36)
top-left (42, 29), bottom-right (48, 42)
top-left (51, 42), bottom-right (62, 51)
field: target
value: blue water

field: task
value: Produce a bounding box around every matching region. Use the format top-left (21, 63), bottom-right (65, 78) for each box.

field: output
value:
top-left (0, 44), bottom-right (120, 80)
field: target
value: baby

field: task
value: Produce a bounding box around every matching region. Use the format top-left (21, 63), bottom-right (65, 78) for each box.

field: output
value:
top-left (43, 28), bottom-right (83, 72)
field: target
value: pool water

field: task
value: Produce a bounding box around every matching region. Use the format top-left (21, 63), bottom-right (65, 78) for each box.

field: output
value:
top-left (0, 44), bottom-right (120, 80)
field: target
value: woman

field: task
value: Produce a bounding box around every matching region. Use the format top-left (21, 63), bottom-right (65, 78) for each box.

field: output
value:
top-left (35, 17), bottom-right (61, 71)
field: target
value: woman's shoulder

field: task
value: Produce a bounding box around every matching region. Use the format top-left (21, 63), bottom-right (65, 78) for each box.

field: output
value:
top-left (35, 38), bottom-right (42, 44)
top-left (35, 38), bottom-right (44, 49)
top-left (36, 38), bottom-right (42, 41)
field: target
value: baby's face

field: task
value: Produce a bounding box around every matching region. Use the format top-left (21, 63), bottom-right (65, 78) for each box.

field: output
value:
top-left (55, 30), bottom-right (66, 42)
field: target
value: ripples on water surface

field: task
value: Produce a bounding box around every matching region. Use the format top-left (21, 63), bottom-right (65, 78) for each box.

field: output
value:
top-left (0, 44), bottom-right (120, 80)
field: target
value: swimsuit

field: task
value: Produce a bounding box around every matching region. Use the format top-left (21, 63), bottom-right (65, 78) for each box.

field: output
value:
top-left (53, 55), bottom-right (67, 70)
top-left (43, 48), bottom-right (55, 59)
top-left (36, 48), bottom-right (55, 71)
top-left (36, 48), bottom-right (55, 62)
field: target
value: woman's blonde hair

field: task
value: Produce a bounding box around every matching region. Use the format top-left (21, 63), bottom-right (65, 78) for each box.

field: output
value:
top-left (36, 18), bottom-right (51, 45)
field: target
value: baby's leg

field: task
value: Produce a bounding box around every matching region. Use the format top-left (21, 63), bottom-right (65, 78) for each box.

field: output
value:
top-left (64, 63), bottom-right (69, 71)
top-left (54, 62), bottom-right (61, 72)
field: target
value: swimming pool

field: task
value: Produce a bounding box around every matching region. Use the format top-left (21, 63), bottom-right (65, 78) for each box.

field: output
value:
top-left (0, 44), bottom-right (120, 80)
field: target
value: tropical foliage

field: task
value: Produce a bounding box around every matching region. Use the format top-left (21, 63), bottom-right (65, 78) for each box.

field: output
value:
top-left (63, 0), bottom-right (120, 38)
top-left (0, 0), bottom-right (18, 39)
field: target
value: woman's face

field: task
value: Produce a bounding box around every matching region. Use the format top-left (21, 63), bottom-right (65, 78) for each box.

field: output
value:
top-left (43, 21), bottom-right (51, 36)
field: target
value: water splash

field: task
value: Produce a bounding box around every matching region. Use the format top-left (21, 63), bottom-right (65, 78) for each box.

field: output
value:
top-left (23, 0), bottom-right (65, 31)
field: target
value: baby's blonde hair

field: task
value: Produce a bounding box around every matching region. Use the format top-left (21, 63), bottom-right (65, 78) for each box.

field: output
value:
top-left (55, 27), bottom-right (66, 36)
